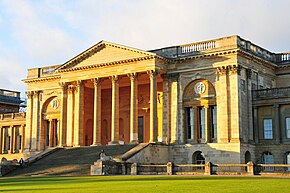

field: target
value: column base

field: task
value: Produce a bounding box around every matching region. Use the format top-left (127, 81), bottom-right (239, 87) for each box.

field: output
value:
top-left (90, 143), bottom-right (102, 146)
top-left (130, 140), bottom-right (139, 144)
top-left (108, 141), bottom-right (119, 145)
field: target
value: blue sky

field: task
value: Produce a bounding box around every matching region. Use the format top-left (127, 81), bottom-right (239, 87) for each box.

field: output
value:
top-left (0, 0), bottom-right (290, 97)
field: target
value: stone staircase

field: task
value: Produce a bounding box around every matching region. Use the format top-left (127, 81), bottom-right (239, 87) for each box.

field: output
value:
top-left (6, 145), bottom-right (136, 177)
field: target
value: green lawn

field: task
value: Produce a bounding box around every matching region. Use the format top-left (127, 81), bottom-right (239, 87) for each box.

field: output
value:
top-left (1, 176), bottom-right (290, 193)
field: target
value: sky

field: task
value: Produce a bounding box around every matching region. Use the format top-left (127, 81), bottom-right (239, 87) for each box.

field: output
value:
top-left (0, 0), bottom-right (290, 97)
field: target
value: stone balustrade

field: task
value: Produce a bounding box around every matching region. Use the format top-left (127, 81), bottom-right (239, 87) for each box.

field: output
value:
top-left (252, 87), bottom-right (290, 100)
top-left (0, 112), bottom-right (26, 120)
top-left (91, 161), bottom-right (290, 176)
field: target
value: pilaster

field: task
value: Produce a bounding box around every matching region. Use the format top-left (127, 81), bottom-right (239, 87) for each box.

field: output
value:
top-left (274, 104), bottom-right (281, 143)
top-left (24, 91), bottom-right (33, 151)
top-left (170, 74), bottom-right (179, 144)
top-left (161, 74), bottom-right (170, 143)
top-left (9, 126), bottom-right (14, 154)
top-left (148, 70), bottom-right (158, 143)
top-left (31, 91), bottom-right (40, 151)
top-left (216, 66), bottom-right (229, 143)
top-left (128, 73), bottom-right (138, 144)
top-left (92, 78), bottom-right (102, 146)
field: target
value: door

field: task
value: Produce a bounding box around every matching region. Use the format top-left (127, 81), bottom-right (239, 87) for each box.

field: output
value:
top-left (138, 116), bottom-right (144, 143)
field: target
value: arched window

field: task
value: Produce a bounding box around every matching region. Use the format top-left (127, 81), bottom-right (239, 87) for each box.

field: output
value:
top-left (183, 79), bottom-right (217, 143)
top-left (192, 151), bottom-right (205, 164)
top-left (262, 151), bottom-right (274, 171)
top-left (245, 151), bottom-right (251, 163)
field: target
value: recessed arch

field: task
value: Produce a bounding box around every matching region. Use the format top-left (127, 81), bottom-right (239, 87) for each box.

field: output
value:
top-left (192, 151), bottom-right (205, 164)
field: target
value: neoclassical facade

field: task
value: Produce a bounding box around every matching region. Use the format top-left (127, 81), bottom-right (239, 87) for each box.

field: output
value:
top-left (1, 35), bottom-right (290, 165)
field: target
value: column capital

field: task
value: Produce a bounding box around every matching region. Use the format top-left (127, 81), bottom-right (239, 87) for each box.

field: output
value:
top-left (127, 73), bottom-right (138, 81)
top-left (147, 70), bottom-right (158, 79)
top-left (26, 91), bottom-right (34, 98)
top-left (228, 65), bottom-right (241, 75)
top-left (217, 66), bottom-right (228, 75)
top-left (246, 69), bottom-right (252, 79)
top-left (67, 84), bottom-right (76, 92)
top-left (110, 75), bottom-right (119, 83)
top-left (91, 78), bottom-right (102, 86)
top-left (59, 82), bottom-right (68, 88)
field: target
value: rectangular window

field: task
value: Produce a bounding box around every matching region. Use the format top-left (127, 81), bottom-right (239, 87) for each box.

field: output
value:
top-left (286, 118), bottom-right (290, 138)
top-left (211, 106), bottom-right (217, 139)
top-left (186, 107), bottom-right (194, 139)
top-left (263, 119), bottom-right (273, 139)
top-left (199, 107), bottom-right (205, 139)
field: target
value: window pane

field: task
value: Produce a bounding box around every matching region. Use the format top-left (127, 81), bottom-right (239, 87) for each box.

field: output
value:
top-left (263, 119), bottom-right (273, 139)
top-left (200, 107), bottom-right (205, 139)
top-left (211, 106), bottom-right (217, 139)
top-left (286, 118), bottom-right (290, 138)
top-left (186, 107), bottom-right (194, 139)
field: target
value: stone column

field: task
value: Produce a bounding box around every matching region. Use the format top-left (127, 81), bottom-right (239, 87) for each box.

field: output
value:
top-left (24, 91), bottom-right (33, 151)
top-left (74, 80), bottom-right (83, 147)
top-left (59, 82), bottom-right (68, 147)
top-left (110, 75), bottom-right (119, 144)
top-left (66, 85), bottom-right (75, 146)
top-left (9, 126), bottom-right (14, 154)
top-left (92, 78), bottom-right (102, 146)
top-left (148, 70), bottom-right (158, 143)
top-left (49, 119), bottom-right (53, 147)
top-left (128, 73), bottom-right (138, 143)
top-left (20, 125), bottom-right (25, 153)
top-left (0, 127), bottom-right (3, 154)
top-left (31, 91), bottom-right (40, 151)
top-left (274, 104), bottom-right (281, 143)
top-left (253, 106), bottom-right (259, 143)
top-left (170, 74), bottom-right (179, 144)
top-left (204, 105), bottom-right (210, 143)
top-left (162, 74), bottom-right (170, 143)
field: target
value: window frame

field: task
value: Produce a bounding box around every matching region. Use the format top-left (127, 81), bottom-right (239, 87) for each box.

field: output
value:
top-left (263, 118), bottom-right (273, 139)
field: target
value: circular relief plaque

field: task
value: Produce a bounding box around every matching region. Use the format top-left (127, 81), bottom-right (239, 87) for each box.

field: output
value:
top-left (51, 99), bottom-right (59, 109)
top-left (194, 82), bottom-right (206, 94)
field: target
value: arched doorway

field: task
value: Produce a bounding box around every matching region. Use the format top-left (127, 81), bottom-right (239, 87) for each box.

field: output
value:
top-left (41, 97), bottom-right (60, 149)
top-left (192, 151), bottom-right (205, 164)
top-left (245, 151), bottom-right (251, 163)
top-left (262, 151), bottom-right (274, 171)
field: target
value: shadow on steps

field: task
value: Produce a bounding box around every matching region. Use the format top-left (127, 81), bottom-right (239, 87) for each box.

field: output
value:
top-left (5, 145), bottom-right (136, 177)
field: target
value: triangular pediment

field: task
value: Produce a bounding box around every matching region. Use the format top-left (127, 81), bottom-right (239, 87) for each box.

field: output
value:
top-left (57, 41), bottom-right (158, 71)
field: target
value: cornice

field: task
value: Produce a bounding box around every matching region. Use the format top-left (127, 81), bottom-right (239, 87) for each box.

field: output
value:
top-left (23, 75), bottom-right (61, 83)
top-left (58, 56), bottom-right (160, 73)
top-left (170, 49), bottom-right (239, 63)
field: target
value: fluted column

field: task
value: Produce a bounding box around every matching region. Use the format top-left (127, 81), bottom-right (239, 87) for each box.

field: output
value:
top-left (59, 82), bottom-right (68, 147)
top-left (74, 80), bottom-right (83, 147)
top-left (148, 70), bottom-right (158, 143)
top-left (24, 91), bottom-right (33, 151)
top-left (128, 73), bottom-right (138, 143)
top-left (92, 78), bottom-right (102, 146)
top-left (110, 75), bottom-right (119, 144)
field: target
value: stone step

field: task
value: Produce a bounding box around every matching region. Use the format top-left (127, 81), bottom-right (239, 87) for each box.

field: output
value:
top-left (6, 144), bottom-right (136, 177)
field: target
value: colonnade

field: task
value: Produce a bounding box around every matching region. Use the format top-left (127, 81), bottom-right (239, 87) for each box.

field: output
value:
top-left (63, 70), bottom-right (159, 146)
top-left (0, 125), bottom-right (25, 154)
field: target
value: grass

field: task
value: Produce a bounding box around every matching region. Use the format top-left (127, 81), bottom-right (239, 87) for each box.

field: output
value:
top-left (1, 176), bottom-right (290, 193)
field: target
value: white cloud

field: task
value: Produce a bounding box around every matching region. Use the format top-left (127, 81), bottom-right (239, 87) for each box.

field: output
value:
top-left (0, 0), bottom-right (290, 96)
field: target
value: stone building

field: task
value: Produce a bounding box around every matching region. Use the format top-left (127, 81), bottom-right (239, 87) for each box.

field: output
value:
top-left (1, 35), bottom-right (290, 165)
